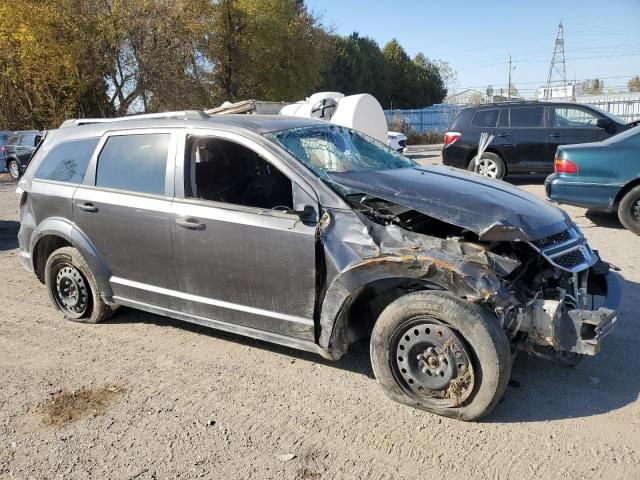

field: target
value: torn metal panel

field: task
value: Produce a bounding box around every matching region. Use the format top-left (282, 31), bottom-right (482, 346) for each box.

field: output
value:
top-left (328, 165), bottom-right (572, 241)
top-left (317, 208), bottom-right (521, 350)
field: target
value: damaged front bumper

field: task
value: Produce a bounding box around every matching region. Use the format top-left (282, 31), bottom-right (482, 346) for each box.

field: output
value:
top-left (522, 270), bottom-right (621, 356)
top-left (563, 271), bottom-right (621, 355)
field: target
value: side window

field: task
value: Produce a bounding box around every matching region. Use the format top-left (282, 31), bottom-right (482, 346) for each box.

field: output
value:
top-left (185, 136), bottom-right (293, 210)
top-left (552, 107), bottom-right (599, 128)
top-left (471, 109), bottom-right (499, 128)
top-left (96, 133), bottom-right (170, 195)
top-left (509, 107), bottom-right (544, 128)
top-left (34, 138), bottom-right (98, 184)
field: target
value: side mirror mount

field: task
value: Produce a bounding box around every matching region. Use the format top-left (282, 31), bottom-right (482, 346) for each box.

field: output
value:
top-left (596, 118), bottom-right (612, 130)
top-left (292, 204), bottom-right (315, 219)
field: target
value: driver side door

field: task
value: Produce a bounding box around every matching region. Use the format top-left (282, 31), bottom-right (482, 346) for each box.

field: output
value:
top-left (170, 131), bottom-right (319, 341)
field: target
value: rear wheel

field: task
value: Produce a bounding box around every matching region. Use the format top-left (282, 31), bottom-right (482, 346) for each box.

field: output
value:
top-left (468, 152), bottom-right (506, 180)
top-left (7, 159), bottom-right (20, 180)
top-left (618, 185), bottom-right (640, 235)
top-left (44, 247), bottom-right (113, 323)
top-left (370, 290), bottom-right (512, 421)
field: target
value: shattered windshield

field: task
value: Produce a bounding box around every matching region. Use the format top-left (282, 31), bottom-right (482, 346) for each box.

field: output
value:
top-left (264, 125), bottom-right (415, 184)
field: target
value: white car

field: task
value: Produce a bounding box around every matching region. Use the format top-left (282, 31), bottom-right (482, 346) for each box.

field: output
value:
top-left (387, 131), bottom-right (407, 153)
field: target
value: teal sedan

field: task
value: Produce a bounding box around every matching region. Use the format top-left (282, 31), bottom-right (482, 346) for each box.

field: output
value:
top-left (546, 125), bottom-right (640, 235)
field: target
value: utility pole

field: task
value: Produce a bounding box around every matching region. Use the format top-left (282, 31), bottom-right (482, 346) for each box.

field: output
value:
top-left (507, 55), bottom-right (512, 100)
top-left (545, 22), bottom-right (567, 100)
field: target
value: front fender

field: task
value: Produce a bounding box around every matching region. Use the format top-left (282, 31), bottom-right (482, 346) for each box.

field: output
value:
top-left (317, 252), bottom-right (504, 350)
top-left (30, 217), bottom-right (114, 301)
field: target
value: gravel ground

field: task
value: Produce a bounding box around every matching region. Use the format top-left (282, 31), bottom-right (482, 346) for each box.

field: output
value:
top-left (0, 165), bottom-right (639, 479)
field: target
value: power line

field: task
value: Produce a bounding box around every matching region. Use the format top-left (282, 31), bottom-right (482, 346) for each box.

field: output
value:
top-left (459, 75), bottom-right (639, 90)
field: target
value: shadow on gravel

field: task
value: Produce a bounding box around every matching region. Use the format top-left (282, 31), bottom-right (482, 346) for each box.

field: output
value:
top-left (505, 174), bottom-right (548, 185)
top-left (584, 210), bottom-right (624, 230)
top-left (105, 278), bottom-right (640, 423)
top-left (0, 220), bottom-right (19, 251)
top-left (105, 308), bottom-right (375, 379)
top-left (489, 275), bottom-right (640, 423)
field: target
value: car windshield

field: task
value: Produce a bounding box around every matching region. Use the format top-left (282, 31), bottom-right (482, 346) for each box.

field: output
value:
top-left (587, 105), bottom-right (627, 125)
top-left (265, 125), bottom-right (415, 183)
top-left (602, 124), bottom-right (640, 145)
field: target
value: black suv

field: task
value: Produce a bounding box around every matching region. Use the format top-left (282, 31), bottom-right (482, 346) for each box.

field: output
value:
top-left (4, 130), bottom-right (43, 179)
top-left (442, 101), bottom-right (630, 179)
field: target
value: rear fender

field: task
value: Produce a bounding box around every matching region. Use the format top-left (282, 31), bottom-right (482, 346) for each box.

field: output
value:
top-left (30, 217), bottom-right (114, 301)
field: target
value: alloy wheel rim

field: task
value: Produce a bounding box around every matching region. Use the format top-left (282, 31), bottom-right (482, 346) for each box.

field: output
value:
top-left (633, 197), bottom-right (640, 223)
top-left (53, 263), bottom-right (88, 318)
top-left (9, 161), bottom-right (19, 179)
top-left (391, 318), bottom-right (475, 407)
top-left (475, 158), bottom-right (498, 177)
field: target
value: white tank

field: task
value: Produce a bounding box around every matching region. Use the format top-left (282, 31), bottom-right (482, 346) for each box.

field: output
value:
top-left (278, 92), bottom-right (387, 144)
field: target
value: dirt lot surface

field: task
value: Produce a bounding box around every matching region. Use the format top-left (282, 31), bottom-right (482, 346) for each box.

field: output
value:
top-left (1, 163), bottom-right (639, 479)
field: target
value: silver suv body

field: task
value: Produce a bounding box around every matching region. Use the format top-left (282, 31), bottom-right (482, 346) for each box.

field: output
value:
top-left (17, 111), bottom-right (621, 420)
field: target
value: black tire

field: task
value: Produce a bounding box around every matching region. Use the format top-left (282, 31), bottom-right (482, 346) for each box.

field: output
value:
top-left (370, 290), bottom-right (512, 421)
top-left (44, 246), bottom-right (113, 324)
top-left (7, 159), bottom-right (20, 180)
top-left (618, 185), bottom-right (640, 235)
top-left (467, 152), bottom-right (506, 180)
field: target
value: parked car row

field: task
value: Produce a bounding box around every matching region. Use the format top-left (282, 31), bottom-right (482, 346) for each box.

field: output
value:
top-left (443, 101), bottom-right (640, 235)
top-left (443, 101), bottom-right (631, 179)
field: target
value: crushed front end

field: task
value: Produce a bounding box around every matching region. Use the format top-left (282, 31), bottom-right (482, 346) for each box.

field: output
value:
top-left (338, 192), bottom-right (621, 364)
top-left (498, 226), bottom-right (621, 360)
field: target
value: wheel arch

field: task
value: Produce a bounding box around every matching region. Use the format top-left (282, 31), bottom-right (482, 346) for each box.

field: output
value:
top-left (30, 217), bottom-right (113, 300)
top-left (613, 177), bottom-right (640, 208)
top-left (322, 276), bottom-right (444, 358)
top-left (5, 155), bottom-right (19, 170)
top-left (466, 147), bottom-right (507, 173)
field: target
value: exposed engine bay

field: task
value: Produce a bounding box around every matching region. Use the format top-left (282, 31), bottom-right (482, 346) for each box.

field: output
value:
top-left (345, 194), bottom-right (620, 363)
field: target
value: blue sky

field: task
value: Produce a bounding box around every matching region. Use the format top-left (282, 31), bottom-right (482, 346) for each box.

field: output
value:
top-left (306, 0), bottom-right (640, 98)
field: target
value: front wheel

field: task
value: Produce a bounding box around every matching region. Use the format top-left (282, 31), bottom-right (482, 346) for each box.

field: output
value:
top-left (7, 159), bottom-right (20, 180)
top-left (370, 290), bottom-right (512, 421)
top-left (468, 152), bottom-right (506, 179)
top-left (618, 185), bottom-right (640, 235)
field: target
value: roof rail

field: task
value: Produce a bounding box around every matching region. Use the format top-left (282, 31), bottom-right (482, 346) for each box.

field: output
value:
top-left (59, 110), bottom-right (210, 128)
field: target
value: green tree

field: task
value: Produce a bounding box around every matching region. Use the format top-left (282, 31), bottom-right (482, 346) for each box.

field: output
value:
top-left (322, 33), bottom-right (386, 97)
top-left (628, 76), bottom-right (640, 93)
top-left (206, 0), bottom-right (329, 103)
top-left (581, 79), bottom-right (604, 95)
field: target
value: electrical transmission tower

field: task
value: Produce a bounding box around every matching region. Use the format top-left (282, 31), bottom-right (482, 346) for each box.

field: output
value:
top-left (545, 22), bottom-right (567, 100)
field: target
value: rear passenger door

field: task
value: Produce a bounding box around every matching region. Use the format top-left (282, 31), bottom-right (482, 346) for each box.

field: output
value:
top-left (73, 130), bottom-right (180, 310)
top-left (500, 106), bottom-right (549, 171)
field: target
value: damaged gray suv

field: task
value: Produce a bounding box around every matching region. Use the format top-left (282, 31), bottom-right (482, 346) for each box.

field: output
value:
top-left (18, 111), bottom-right (621, 420)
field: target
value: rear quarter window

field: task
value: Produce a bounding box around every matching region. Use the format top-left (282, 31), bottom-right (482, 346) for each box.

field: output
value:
top-left (471, 109), bottom-right (499, 128)
top-left (34, 138), bottom-right (99, 184)
top-left (450, 109), bottom-right (474, 130)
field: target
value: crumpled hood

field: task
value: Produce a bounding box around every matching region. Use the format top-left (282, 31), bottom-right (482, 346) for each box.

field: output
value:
top-left (328, 165), bottom-right (571, 241)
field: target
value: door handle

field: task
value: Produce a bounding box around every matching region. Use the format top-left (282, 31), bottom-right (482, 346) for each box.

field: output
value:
top-left (497, 133), bottom-right (510, 137)
top-left (549, 133), bottom-right (562, 138)
top-left (175, 217), bottom-right (206, 231)
top-left (76, 202), bottom-right (98, 213)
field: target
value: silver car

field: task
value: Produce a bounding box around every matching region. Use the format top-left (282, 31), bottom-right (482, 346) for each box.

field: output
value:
top-left (17, 111), bottom-right (621, 421)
